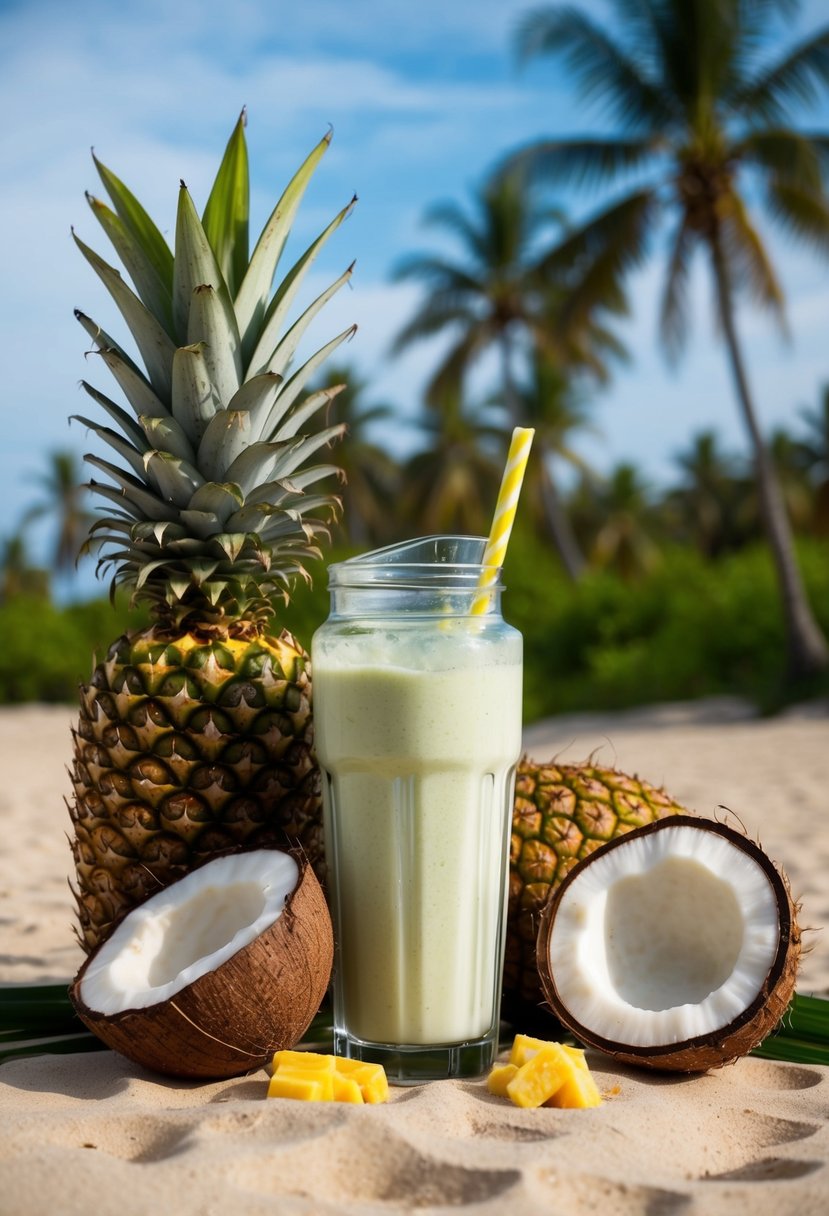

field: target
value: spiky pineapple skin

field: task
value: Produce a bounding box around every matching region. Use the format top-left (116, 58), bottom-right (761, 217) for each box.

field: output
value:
top-left (70, 626), bottom-right (323, 953)
top-left (505, 760), bottom-right (688, 1005)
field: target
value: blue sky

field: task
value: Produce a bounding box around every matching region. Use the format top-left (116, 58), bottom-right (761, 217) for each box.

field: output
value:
top-left (2, 0), bottom-right (829, 598)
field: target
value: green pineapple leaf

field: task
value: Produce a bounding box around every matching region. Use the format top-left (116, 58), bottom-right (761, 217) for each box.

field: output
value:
top-left (261, 325), bottom-right (356, 437)
top-left (71, 415), bottom-right (149, 479)
top-left (140, 414), bottom-right (197, 463)
top-left (86, 192), bottom-right (175, 335)
top-left (203, 109), bottom-right (250, 299)
top-left (186, 283), bottom-right (242, 404)
top-left (93, 152), bottom-right (174, 294)
top-left (143, 451), bottom-right (203, 506)
top-left (247, 198), bottom-right (356, 376)
top-left (84, 455), bottom-right (171, 520)
top-left (235, 131), bottom-right (332, 359)
top-left (79, 381), bottom-right (149, 449)
top-left (197, 410), bottom-right (255, 481)
top-left (258, 263), bottom-right (355, 382)
top-left (73, 232), bottom-right (175, 399)
top-left (275, 385), bottom-right (344, 441)
top-left (171, 343), bottom-right (221, 441)
top-left (174, 185), bottom-right (240, 352)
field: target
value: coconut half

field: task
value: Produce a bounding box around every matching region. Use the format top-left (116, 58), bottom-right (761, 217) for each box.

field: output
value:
top-left (71, 849), bottom-right (333, 1079)
top-left (536, 816), bottom-right (800, 1072)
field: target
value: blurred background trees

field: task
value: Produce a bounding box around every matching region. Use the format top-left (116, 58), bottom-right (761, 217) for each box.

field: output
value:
top-left (5, 0), bottom-right (829, 713)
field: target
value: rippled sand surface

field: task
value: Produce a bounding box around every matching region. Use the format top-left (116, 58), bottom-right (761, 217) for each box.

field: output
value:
top-left (0, 700), bottom-right (827, 1215)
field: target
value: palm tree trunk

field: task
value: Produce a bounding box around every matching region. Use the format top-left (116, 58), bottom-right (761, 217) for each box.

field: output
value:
top-left (499, 329), bottom-right (521, 426)
top-left (540, 455), bottom-right (586, 581)
top-left (709, 233), bottom-right (829, 679)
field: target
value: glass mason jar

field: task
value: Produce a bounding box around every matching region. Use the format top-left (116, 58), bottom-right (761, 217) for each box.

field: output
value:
top-left (311, 536), bottom-right (523, 1083)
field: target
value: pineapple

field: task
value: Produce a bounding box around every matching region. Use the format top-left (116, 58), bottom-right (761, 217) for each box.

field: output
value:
top-left (69, 112), bottom-right (355, 953)
top-left (505, 760), bottom-right (688, 1007)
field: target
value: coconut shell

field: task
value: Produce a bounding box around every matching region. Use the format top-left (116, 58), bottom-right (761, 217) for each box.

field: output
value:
top-left (70, 855), bottom-right (333, 1079)
top-left (536, 816), bottom-right (801, 1073)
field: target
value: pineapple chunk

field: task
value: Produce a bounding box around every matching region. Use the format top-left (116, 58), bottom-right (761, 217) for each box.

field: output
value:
top-left (506, 1044), bottom-right (569, 1109)
top-left (509, 1034), bottom-right (589, 1073)
top-left (545, 1065), bottom-right (602, 1110)
top-left (267, 1073), bottom-right (328, 1102)
top-left (509, 1033), bottom-right (551, 1067)
top-left (265, 1052), bottom-right (388, 1104)
top-left (332, 1074), bottom-right (365, 1104)
top-left (273, 1069), bottom-right (335, 1100)
top-left (272, 1049), bottom-right (336, 1073)
top-left (500, 1035), bottom-right (603, 1111)
top-left (486, 1063), bottom-right (519, 1097)
top-left (342, 1062), bottom-right (389, 1104)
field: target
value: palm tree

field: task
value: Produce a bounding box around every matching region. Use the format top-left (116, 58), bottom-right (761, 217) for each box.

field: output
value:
top-left (769, 427), bottom-right (815, 533)
top-left (0, 533), bottom-right (50, 602)
top-left (392, 173), bottom-right (578, 423)
top-left (511, 352), bottom-right (597, 579)
top-left (796, 385), bottom-right (829, 533)
top-left (586, 463), bottom-right (660, 580)
top-left (667, 430), bottom-right (745, 557)
top-left (401, 387), bottom-right (504, 536)
top-left (507, 0), bottom-right (829, 676)
top-left (24, 450), bottom-right (93, 577)
top-left (315, 365), bottom-right (399, 546)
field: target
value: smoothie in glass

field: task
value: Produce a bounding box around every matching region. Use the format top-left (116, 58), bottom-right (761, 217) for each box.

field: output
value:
top-left (312, 537), bottom-right (522, 1082)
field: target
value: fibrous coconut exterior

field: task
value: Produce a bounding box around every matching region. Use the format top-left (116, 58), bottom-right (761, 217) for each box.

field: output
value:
top-left (536, 816), bottom-right (801, 1073)
top-left (70, 854), bottom-right (333, 1079)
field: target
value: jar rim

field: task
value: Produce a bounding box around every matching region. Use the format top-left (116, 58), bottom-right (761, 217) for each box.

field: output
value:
top-left (327, 534), bottom-right (501, 590)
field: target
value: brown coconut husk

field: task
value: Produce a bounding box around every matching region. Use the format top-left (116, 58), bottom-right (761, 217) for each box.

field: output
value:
top-left (536, 816), bottom-right (801, 1073)
top-left (70, 854), bottom-right (333, 1079)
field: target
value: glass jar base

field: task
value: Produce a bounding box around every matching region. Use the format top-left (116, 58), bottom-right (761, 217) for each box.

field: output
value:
top-left (333, 1028), bottom-right (498, 1085)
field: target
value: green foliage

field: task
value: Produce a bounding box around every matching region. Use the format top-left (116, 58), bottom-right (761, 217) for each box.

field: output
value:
top-left (2, 536), bottom-right (827, 715)
top-left (503, 529), bottom-right (829, 721)
top-left (0, 596), bottom-right (148, 703)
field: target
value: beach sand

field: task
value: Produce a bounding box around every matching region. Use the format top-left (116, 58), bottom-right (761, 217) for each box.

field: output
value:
top-left (1, 699), bottom-right (828, 1215)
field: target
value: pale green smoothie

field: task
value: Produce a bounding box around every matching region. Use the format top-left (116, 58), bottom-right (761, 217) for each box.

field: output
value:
top-left (314, 628), bottom-right (522, 1047)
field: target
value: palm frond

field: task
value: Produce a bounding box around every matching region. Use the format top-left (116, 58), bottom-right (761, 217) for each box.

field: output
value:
top-left (730, 26), bottom-right (829, 119)
top-left (502, 136), bottom-right (663, 192)
top-left (389, 301), bottom-right (479, 355)
top-left (515, 5), bottom-right (675, 129)
top-left (764, 178), bottom-right (829, 252)
top-left (720, 191), bottom-right (787, 321)
top-left (660, 213), bottom-right (697, 361)
top-left (539, 188), bottom-right (660, 332)
top-left (735, 128), bottom-right (825, 194)
top-left (423, 329), bottom-right (489, 409)
top-left (421, 200), bottom-right (488, 262)
top-left (391, 253), bottom-right (483, 294)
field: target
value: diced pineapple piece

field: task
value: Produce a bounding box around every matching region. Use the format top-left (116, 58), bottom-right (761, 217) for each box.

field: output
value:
top-left (267, 1073), bottom-right (328, 1102)
top-left (273, 1069), bottom-right (335, 1100)
top-left (486, 1063), bottom-right (519, 1097)
top-left (561, 1044), bottom-right (589, 1074)
top-left (345, 1062), bottom-right (389, 1104)
top-left (509, 1034), bottom-right (589, 1073)
top-left (272, 1049), bottom-right (336, 1072)
top-left (545, 1063), bottom-right (603, 1109)
top-left (330, 1055), bottom-right (365, 1073)
top-left (506, 1044), bottom-right (569, 1109)
top-left (332, 1074), bottom-right (364, 1104)
top-left (509, 1033), bottom-right (551, 1067)
top-left (265, 1052), bottom-right (388, 1104)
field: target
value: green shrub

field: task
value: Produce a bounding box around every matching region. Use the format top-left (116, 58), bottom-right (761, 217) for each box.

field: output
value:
top-left (1, 537), bottom-right (826, 716)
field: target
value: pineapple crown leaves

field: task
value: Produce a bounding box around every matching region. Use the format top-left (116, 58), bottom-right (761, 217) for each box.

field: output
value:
top-left (73, 110), bottom-right (356, 628)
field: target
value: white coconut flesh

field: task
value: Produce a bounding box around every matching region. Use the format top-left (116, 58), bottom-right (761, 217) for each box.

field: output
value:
top-left (79, 851), bottom-right (299, 1015)
top-left (546, 823), bottom-right (782, 1047)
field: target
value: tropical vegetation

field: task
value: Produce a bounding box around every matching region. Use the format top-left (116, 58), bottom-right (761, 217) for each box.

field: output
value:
top-left (4, 0), bottom-right (829, 716)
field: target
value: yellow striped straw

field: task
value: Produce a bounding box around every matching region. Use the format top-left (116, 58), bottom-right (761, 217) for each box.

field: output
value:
top-left (471, 426), bottom-right (535, 615)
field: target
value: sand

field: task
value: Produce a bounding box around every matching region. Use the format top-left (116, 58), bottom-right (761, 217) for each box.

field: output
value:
top-left (1, 699), bottom-right (828, 1215)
